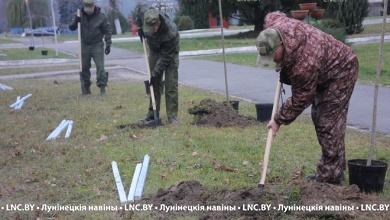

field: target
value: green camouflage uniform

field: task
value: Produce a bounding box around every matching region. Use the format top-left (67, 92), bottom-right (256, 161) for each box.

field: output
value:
top-left (69, 6), bottom-right (112, 89)
top-left (138, 8), bottom-right (180, 120)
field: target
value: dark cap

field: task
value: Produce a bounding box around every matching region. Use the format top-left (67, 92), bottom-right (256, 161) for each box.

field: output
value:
top-left (83, 0), bottom-right (95, 13)
top-left (143, 9), bottom-right (160, 34)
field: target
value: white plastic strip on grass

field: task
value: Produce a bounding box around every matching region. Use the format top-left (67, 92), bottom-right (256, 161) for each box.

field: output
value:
top-left (64, 120), bottom-right (73, 138)
top-left (127, 163), bottom-right (142, 203)
top-left (50, 120), bottom-right (71, 139)
top-left (134, 154), bottom-right (150, 200)
top-left (10, 94), bottom-right (32, 109)
top-left (15, 96), bottom-right (22, 110)
top-left (46, 120), bottom-right (68, 140)
top-left (16, 101), bottom-right (24, 110)
top-left (112, 161), bottom-right (127, 205)
top-left (0, 83), bottom-right (13, 90)
top-left (46, 120), bottom-right (74, 140)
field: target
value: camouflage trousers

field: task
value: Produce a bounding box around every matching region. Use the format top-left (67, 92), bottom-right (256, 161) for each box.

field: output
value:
top-left (146, 51), bottom-right (179, 120)
top-left (80, 41), bottom-right (107, 88)
top-left (311, 57), bottom-right (359, 184)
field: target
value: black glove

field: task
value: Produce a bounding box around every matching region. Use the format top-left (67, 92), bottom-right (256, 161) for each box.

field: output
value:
top-left (279, 67), bottom-right (291, 85)
top-left (105, 46), bottom-right (110, 55)
top-left (138, 28), bottom-right (145, 43)
top-left (75, 16), bottom-right (81, 23)
top-left (149, 75), bottom-right (157, 87)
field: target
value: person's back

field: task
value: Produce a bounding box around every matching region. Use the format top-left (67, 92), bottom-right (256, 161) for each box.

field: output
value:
top-left (258, 12), bottom-right (359, 185)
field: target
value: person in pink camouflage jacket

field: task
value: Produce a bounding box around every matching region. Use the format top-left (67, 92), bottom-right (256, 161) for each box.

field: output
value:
top-left (257, 12), bottom-right (359, 185)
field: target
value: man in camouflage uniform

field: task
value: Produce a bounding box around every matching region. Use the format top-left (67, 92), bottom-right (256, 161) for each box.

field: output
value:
top-left (257, 12), bottom-right (359, 185)
top-left (136, 6), bottom-right (180, 124)
top-left (69, 0), bottom-right (112, 96)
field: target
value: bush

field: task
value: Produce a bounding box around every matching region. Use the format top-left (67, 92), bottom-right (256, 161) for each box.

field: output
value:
top-left (173, 15), bottom-right (182, 27)
top-left (178, 16), bottom-right (194, 31)
top-left (337, 0), bottom-right (368, 34)
top-left (320, 19), bottom-right (344, 29)
top-left (312, 23), bottom-right (346, 44)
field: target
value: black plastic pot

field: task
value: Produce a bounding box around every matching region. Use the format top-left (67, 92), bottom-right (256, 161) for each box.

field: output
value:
top-left (29, 46), bottom-right (35, 51)
top-left (41, 50), bottom-right (48, 56)
top-left (348, 159), bottom-right (388, 193)
top-left (255, 103), bottom-right (273, 122)
top-left (223, 100), bottom-right (239, 112)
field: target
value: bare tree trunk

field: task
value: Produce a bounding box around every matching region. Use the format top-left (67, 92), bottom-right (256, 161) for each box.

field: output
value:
top-left (367, 0), bottom-right (388, 166)
top-left (109, 0), bottom-right (122, 35)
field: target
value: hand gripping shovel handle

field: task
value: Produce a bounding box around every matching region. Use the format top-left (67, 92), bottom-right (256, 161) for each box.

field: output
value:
top-left (142, 38), bottom-right (158, 121)
top-left (258, 80), bottom-right (282, 189)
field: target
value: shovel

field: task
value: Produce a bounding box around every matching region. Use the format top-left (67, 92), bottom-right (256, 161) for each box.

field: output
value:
top-left (142, 38), bottom-right (162, 127)
top-left (258, 80), bottom-right (282, 189)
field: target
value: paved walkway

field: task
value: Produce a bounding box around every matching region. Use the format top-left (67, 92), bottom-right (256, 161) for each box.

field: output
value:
top-left (1, 29), bottom-right (390, 135)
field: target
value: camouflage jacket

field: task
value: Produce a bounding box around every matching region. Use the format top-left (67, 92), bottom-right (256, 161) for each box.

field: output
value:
top-left (69, 6), bottom-right (112, 47)
top-left (264, 12), bottom-right (357, 125)
top-left (137, 8), bottom-right (180, 77)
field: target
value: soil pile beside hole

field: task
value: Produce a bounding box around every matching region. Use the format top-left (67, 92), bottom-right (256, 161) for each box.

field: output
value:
top-left (134, 180), bottom-right (388, 219)
top-left (296, 180), bottom-right (388, 219)
top-left (188, 99), bottom-right (259, 127)
top-left (142, 180), bottom-right (282, 219)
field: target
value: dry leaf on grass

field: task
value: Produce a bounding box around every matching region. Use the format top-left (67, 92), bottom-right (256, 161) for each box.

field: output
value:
top-left (99, 135), bottom-right (108, 142)
top-left (23, 178), bottom-right (39, 184)
top-left (243, 160), bottom-right (249, 166)
top-left (212, 160), bottom-right (237, 172)
top-left (291, 166), bottom-right (305, 180)
top-left (161, 172), bottom-right (168, 181)
top-left (129, 134), bottom-right (143, 139)
top-left (192, 151), bottom-right (198, 156)
top-left (193, 163), bottom-right (202, 169)
top-left (224, 178), bottom-right (232, 185)
top-left (93, 187), bottom-right (101, 196)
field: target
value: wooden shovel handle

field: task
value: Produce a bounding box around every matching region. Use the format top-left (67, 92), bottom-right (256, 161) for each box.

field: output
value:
top-left (258, 80), bottom-right (282, 188)
top-left (77, 9), bottom-right (82, 70)
top-left (142, 38), bottom-right (157, 111)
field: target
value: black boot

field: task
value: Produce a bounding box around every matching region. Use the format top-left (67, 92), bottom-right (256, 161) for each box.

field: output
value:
top-left (100, 86), bottom-right (106, 96)
top-left (84, 86), bottom-right (91, 95)
top-left (80, 72), bottom-right (91, 95)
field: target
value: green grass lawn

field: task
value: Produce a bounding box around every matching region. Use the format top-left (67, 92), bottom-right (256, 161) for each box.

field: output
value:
top-left (0, 37), bottom-right (20, 44)
top-left (0, 79), bottom-right (389, 219)
top-left (0, 48), bottom-right (75, 60)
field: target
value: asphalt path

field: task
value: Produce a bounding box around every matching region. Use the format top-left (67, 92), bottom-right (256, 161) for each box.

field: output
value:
top-left (1, 28), bottom-right (390, 135)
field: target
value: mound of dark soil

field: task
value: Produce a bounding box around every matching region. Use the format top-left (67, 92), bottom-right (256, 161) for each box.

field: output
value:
top-left (188, 99), bottom-right (259, 128)
top-left (141, 180), bottom-right (282, 219)
top-left (130, 180), bottom-right (388, 219)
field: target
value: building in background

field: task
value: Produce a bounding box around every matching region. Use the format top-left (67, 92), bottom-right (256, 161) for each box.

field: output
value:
top-left (368, 0), bottom-right (384, 16)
